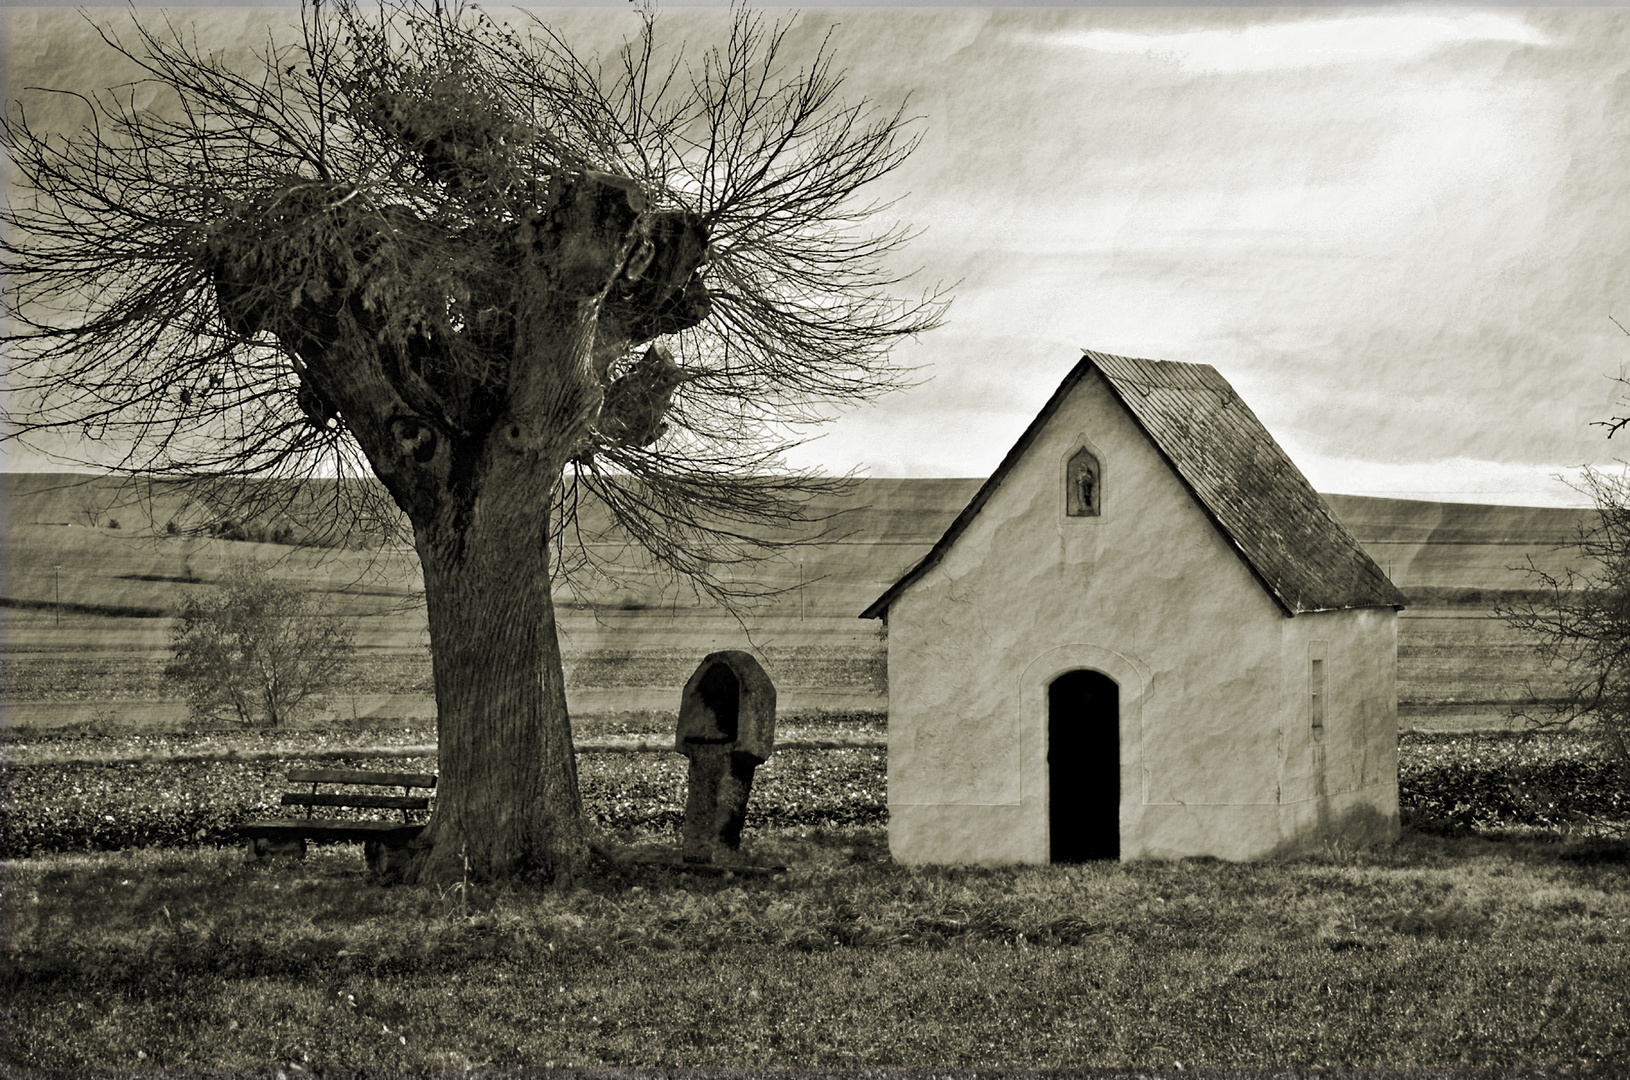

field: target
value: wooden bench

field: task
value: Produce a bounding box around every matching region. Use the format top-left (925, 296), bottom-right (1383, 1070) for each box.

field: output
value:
top-left (240, 767), bottom-right (436, 874)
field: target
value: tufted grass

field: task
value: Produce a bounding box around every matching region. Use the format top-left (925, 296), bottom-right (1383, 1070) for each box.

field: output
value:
top-left (4, 825), bottom-right (1628, 1074)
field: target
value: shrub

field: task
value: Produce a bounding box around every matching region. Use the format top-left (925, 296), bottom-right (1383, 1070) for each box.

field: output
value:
top-left (0, 748), bottom-right (886, 858)
top-left (1498, 466), bottom-right (1630, 801)
top-left (9, 733), bottom-right (1626, 860)
top-left (164, 559), bottom-right (354, 727)
top-left (1398, 731), bottom-right (1628, 834)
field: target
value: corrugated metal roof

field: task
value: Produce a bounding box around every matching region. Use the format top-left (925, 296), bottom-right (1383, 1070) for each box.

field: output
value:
top-left (861, 350), bottom-right (1409, 619)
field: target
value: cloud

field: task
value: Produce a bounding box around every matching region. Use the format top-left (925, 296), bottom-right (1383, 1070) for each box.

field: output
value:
top-left (1036, 12), bottom-right (1548, 74)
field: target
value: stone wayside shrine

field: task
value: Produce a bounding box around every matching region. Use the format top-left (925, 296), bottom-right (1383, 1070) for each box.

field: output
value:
top-left (862, 350), bottom-right (1409, 864)
top-left (675, 650), bottom-right (777, 863)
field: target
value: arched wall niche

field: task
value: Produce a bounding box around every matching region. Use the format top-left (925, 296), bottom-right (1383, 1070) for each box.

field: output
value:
top-left (1066, 444), bottom-right (1102, 517)
top-left (1059, 434), bottom-right (1107, 520)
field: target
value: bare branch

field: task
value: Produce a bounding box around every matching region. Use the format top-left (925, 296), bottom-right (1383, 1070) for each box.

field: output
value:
top-left (2, 2), bottom-right (943, 596)
top-left (1497, 465), bottom-right (1630, 794)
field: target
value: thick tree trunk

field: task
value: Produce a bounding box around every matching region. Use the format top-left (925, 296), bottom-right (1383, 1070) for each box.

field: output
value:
top-left (202, 166), bottom-right (709, 885)
top-left (406, 466), bottom-right (587, 885)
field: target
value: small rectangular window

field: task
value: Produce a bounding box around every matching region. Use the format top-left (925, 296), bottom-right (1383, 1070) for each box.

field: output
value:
top-left (1310, 656), bottom-right (1326, 738)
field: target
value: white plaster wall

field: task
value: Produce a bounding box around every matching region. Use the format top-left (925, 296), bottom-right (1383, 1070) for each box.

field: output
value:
top-left (886, 369), bottom-right (1399, 864)
top-left (1274, 606), bottom-right (1401, 854)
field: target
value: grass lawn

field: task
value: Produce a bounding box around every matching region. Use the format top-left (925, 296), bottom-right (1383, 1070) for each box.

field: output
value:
top-left (5, 824), bottom-right (1628, 1073)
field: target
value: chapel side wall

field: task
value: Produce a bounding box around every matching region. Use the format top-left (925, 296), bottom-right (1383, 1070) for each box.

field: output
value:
top-left (887, 369), bottom-right (1308, 865)
top-left (1273, 606), bottom-right (1401, 854)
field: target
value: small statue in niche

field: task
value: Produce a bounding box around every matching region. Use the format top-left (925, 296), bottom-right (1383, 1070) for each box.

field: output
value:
top-left (1067, 447), bottom-right (1100, 517)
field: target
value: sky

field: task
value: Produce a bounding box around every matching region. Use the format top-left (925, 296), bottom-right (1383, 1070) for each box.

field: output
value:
top-left (7, 3), bottom-right (1630, 506)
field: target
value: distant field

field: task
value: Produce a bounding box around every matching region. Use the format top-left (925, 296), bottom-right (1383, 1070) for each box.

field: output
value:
top-left (1, 473), bottom-right (1598, 732)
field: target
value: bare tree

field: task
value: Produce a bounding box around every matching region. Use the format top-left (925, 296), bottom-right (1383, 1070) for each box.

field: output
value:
top-left (1497, 466), bottom-right (1630, 804)
top-left (166, 559), bottom-right (356, 727)
top-left (2, 1), bottom-right (946, 882)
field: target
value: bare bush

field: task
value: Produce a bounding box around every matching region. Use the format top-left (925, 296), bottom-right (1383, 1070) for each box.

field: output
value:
top-left (165, 560), bottom-right (355, 728)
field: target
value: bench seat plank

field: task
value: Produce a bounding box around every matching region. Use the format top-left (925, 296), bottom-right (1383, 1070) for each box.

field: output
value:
top-left (239, 819), bottom-right (426, 845)
top-left (286, 768), bottom-right (437, 789)
top-left (280, 793), bottom-right (431, 811)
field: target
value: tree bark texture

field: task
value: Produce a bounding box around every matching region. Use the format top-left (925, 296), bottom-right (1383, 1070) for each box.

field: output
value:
top-left (413, 472), bottom-right (585, 885)
top-left (206, 167), bottom-right (708, 883)
top-left (388, 282), bottom-right (604, 885)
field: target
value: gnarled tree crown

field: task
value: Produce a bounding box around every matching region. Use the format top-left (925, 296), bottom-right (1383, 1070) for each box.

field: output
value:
top-left (2, 0), bottom-right (947, 593)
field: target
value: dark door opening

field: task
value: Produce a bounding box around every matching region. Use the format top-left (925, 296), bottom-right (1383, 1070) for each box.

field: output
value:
top-left (1048, 669), bottom-right (1120, 862)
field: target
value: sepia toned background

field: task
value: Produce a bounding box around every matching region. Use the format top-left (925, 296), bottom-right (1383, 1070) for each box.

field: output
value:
top-left (6, 4), bottom-right (1628, 732)
top-left (8, 4), bottom-right (1630, 503)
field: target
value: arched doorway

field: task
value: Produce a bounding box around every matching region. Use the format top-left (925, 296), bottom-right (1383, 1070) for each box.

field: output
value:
top-left (1048, 669), bottom-right (1120, 861)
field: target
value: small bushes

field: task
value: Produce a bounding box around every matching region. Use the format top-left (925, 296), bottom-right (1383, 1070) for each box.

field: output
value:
top-left (1398, 730), bottom-right (1627, 835)
top-left (1, 758), bottom-right (295, 858)
top-left (202, 519), bottom-right (300, 545)
top-left (2, 748), bottom-right (886, 858)
top-left (165, 559), bottom-right (355, 727)
top-left (206, 518), bottom-right (249, 541)
top-left (5, 730), bottom-right (1625, 860)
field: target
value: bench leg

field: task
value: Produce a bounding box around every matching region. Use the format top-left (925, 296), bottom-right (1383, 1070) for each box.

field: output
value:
top-left (251, 836), bottom-right (308, 861)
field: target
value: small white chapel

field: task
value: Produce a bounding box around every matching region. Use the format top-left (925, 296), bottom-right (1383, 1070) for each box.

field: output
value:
top-left (862, 350), bottom-right (1408, 863)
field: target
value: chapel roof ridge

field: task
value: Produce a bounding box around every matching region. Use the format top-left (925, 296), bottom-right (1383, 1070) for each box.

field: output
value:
top-left (861, 348), bottom-right (1410, 619)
